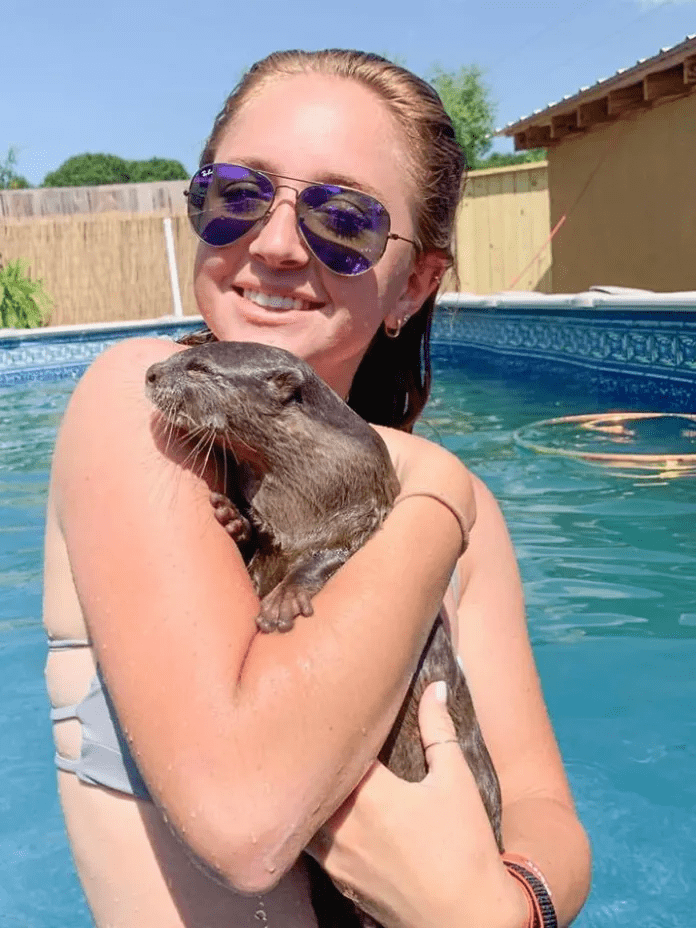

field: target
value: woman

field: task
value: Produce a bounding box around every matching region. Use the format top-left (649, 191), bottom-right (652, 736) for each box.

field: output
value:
top-left (44, 50), bottom-right (590, 928)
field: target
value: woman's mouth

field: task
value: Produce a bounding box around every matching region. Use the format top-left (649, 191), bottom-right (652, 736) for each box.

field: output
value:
top-left (241, 288), bottom-right (314, 312)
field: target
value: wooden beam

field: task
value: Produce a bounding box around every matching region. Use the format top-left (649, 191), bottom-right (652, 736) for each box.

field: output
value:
top-left (526, 125), bottom-right (552, 148)
top-left (607, 82), bottom-right (645, 115)
top-left (685, 55), bottom-right (696, 85)
top-left (551, 111), bottom-right (579, 139)
top-left (644, 65), bottom-right (686, 101)
top-left (577, 97), bottom-right (611, 128)
top-left (513, 125), bottom-right (551, 150)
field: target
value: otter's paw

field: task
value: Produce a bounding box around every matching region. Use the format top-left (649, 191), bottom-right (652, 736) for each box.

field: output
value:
top-left (256, 583), bottom-right (315, 633)
top-left (210, 492), bottom-right (251, 544)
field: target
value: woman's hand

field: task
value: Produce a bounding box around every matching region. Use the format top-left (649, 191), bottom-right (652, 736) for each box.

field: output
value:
top-left (307, 681), bottom-right (528, 928)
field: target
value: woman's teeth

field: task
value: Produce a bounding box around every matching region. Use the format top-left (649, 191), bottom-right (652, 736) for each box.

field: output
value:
top-left (243, 289), bottom-right (305, 311)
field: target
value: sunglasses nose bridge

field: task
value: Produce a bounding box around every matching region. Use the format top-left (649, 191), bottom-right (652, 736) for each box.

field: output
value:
top-left (269, 181), bottom-right (301, 212)
top-left (249, 182), bottom-right (312, 267)
top-left (259, 181), bottom-right (301, 227)
top-left (273, 181), bottom-right (300, 200)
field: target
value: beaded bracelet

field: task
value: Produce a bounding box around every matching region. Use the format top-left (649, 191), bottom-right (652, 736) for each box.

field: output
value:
top-left (392, 491), bottom-right (470, 557)
top-left (502, 853), bottom-right (558, 928)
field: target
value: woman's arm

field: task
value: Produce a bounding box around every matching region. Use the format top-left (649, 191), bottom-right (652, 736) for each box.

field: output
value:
top-left (456, 475), bottom-right (591, 924)
top-left (307, 475), bottom-right (590, 928)
top-left (53, 337), bottom-right (474, 892)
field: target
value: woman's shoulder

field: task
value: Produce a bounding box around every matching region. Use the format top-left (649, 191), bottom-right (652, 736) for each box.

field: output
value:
top-left (51, 337), bottom-right (190, 500)
top-left (374, 425), bottom-right (475, 482)
top-left (59, 336), bottom-right (182, 431)
top-left (82, 335), bottom-right (183, 386)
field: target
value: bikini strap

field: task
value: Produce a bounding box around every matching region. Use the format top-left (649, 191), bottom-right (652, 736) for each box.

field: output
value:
top-left (50, 703), bottom-right (79, 722)
top-left (47, 637), bottom-right (91, 650)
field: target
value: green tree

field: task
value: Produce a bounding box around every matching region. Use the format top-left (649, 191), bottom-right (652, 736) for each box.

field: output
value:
top-left (0, 257), bottom-right (52, 328)
top-left (125, 157), bottom-right (188, 182)
top-left (42, 153), bottom-right (188, 187)
top-left (429, 65), bottom-right (495, 169)
top-left (476, 149), bottom-right (547, 169)
top-left (43, 153), bottom-right (131, 187)
top-left (0, 147), bottom-right (30, 189)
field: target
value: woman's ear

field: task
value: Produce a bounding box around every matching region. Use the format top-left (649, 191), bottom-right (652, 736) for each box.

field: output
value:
top-left (387, 251), bottom-right (449, 329)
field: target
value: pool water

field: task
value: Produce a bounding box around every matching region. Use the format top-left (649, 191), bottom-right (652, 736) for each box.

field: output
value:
top-left (2, 345), bottom-right (695, 927)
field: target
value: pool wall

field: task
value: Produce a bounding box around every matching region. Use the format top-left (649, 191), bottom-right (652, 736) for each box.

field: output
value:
top-left (0, 316), bottom-right (204, 385)
top-left (437, 289), bottom-right (696, 409)
top-left (2, 290), bottom-right (696, 408)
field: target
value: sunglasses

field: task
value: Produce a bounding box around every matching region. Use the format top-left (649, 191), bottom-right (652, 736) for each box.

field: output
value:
top-left (184, 163), bottom-right (418, 276)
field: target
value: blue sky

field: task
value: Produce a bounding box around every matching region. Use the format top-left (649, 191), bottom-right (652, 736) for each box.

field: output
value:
top-left (4, 0), bottom-right (695, 185)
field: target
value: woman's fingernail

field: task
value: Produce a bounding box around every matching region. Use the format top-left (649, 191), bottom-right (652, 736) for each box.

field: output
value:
top-left (434, 680), bottom-right (447, 703)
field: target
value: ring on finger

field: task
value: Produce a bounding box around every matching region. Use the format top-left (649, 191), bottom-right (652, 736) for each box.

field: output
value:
top-left (423, 738), bottom-right (460, 751)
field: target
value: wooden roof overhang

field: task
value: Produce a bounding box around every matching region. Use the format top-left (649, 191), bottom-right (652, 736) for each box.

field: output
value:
top-left (499, 35), bottom-right (696, 150)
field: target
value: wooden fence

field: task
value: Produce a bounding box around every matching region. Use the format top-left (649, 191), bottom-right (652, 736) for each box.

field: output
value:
top-left (454, 162), bottom-right (552, 294)
top-left (0, 180), bottom-right (188, 219)
top-left (0, 164), bottom-right (551, 327)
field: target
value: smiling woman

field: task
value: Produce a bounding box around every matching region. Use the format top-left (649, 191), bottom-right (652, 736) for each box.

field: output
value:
top-left (190, 72), bottom-right (439, 401)
top-left (43, 49), bottom-right (589, 928)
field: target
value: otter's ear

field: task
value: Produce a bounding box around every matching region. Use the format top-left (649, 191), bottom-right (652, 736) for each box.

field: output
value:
top-left (267, 368), bottom-right (304, 404)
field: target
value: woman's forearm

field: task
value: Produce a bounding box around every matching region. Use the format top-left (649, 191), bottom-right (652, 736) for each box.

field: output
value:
top-left (179, 493), bottom-right (465, 890)
top-left (230, 433), bottom-right (473, 821)
top-left (160, 431), bottom-right (473, 886)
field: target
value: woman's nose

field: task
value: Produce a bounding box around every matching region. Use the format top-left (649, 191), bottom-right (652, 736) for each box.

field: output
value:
top-left (248, 190), bottom-right (311, 269)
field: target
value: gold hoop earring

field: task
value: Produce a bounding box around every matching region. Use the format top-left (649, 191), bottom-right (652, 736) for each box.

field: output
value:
top-left (384, 313), bottom-right (410, 339)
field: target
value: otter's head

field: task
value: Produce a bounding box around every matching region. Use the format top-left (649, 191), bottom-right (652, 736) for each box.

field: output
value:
top-left (145, 341), bottom-right (352, 467)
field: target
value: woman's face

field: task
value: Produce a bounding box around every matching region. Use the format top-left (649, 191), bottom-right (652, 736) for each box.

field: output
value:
top-left (193, 73), bottom-right (436, 396)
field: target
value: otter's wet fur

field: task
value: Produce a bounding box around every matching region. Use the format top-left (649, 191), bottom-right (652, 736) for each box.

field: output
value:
top-left (145, 340), bottom-right (502, 928)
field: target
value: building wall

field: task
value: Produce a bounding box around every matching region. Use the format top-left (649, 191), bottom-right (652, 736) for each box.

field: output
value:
top-left (549, 92), bottom-right (696, 292)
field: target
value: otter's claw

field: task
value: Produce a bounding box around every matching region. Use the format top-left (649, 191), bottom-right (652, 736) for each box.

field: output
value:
top-left (210, 491), bottom-right (251, 544)
top-left (256, 583), bottom-right (315, 633)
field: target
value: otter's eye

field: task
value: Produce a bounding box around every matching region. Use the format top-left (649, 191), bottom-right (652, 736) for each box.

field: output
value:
top-left (267, 370), bottom-right (304, 404)
top-left (285, 385), bottom-right (303, 405)
top-left (185, 359), bottom-right (210, 377)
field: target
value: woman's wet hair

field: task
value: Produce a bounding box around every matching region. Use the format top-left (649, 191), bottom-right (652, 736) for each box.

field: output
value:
top-left (196, 49), bottom-right (467, 431)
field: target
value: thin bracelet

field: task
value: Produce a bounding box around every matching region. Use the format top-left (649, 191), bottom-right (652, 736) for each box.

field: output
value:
top-left (392, 492), bottom-right (469, 556)
top-left (502, 853), bottom-right (558, 928)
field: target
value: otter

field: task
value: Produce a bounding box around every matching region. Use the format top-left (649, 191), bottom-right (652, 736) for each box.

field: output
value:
top-left (145, 340), bottom-right (502, 927)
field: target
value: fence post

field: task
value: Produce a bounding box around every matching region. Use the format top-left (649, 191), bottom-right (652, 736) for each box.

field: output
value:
top-left (163, 217), bottom-right (184, 317)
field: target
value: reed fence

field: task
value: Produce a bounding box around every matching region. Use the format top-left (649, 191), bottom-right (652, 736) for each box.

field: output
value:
top-left (0, 211), bottom-right (198, 325)
top-left (0, 164), bottom-right (551, 328)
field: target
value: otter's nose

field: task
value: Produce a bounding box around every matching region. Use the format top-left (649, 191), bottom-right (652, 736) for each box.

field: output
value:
top-left (145, 361), bottom-right (166, 389)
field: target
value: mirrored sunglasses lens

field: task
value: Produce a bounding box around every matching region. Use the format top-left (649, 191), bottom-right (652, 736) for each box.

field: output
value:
top-left (187, 165), bottom-right (274, 247)
top-left (298, 186), bottom-right (390, 275)
top-left (299, 227), bottom-right (368, 275)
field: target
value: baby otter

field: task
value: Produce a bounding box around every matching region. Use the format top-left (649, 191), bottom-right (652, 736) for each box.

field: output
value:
top-left (145, 340), bottom-right (502, 926)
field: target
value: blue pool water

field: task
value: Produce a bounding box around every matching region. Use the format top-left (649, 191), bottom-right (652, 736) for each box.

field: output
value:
top-left (1, 342), bottom-right (695, 927)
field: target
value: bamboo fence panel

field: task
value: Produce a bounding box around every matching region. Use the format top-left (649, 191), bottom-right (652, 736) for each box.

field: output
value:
top-left (0, 211), bottom-right (199, 326)
top-left (454, 162), bottom-right (551, 293)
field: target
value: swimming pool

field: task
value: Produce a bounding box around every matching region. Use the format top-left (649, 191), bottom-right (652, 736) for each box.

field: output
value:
top-left (1, 334), bottom-right (695, 927)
